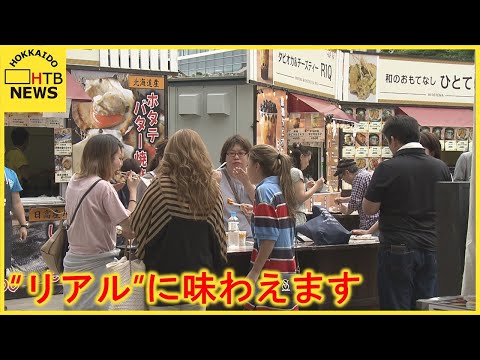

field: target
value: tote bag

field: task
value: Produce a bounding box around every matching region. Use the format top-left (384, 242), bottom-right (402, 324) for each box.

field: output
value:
top-left (296, 206), bottom-right (351, 245)
top-left (106, 256), bottom-right (148, 311)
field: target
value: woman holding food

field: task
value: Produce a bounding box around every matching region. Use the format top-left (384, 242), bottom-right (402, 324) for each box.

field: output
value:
top-left (290, 143), bottom-right (324, 227)
top-left (214, 135), bottom-right (255, 241)
top-left (63, 134), bottom-right (140, 311)
top-left (245, 144), bottom-right (298, 310)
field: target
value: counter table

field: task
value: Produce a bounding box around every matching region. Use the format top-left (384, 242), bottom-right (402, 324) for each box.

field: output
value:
top-left (215, 236), bottom-right (379, 311)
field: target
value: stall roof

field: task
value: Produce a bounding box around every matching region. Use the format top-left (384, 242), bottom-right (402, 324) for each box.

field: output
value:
top-left (398, 106), bottom-right (474, 128)
top-left (289, 93), bottom-right (357, 122)
top-left (66, 71), bottom-right (91, 101)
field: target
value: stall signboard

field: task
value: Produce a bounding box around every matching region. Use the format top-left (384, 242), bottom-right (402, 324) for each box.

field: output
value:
top-left (457, 141), bottom-right (469, 152)
top-left (342, 146), bottom-right (356, 158)
top-left (444, 140), bottom-right (456, 151)
top-left (129, 75), bottom-right (165, 90)
top-left (4, 114), bottom-right (28, 127)
top-left (304, 128), bottom-right (325, 145)
top-left (28, 207), bottom-right (66, 222)
top-left (382, 147), bottom-right (393, 158)
top-left (355, 146), bottom-right (368, 158)
top-left (4, 112), bottom-right (66, 128)
top-left (54, 128), bottom-right (73, 182)
top-left (287, 128), bottom-right (305, 144)
top-left (248, 49), bottom-right (338, 98)
top-left (70, 70), bottom-right (166, 176)
top-left (344, 53), bottom-right (379, 103)
top-left (368, 146), bottom-right (382, 157)
top-left (286, 112), bottom-right (326, 146)
top-left (256, 86), bottom-right (287, 153)
top-left (343, 52), bottom-right (475, 106)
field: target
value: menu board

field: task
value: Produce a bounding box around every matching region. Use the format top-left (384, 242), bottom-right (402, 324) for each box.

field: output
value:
top-left (339, 107), bottom-right (395, 171)
top-left (54, 128), bottom-right (73, 183)
top-left (422, 126), bottom-right (471, 152)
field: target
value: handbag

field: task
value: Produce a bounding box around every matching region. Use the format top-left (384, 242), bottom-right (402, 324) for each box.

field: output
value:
top-left (296, 206), bottom-right (351, 246)
top-left (40, 179), bottom-right (101, 274)
top-left (106, 244), bottom-right (148, 311)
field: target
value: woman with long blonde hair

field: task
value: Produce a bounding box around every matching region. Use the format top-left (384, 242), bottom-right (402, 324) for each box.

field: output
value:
top-left (244, 144), bottom-right (298, 310)
top-left (131, 129), bottom-right (227, 311)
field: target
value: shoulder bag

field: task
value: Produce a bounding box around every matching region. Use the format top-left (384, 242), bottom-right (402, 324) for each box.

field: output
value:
top-left (106, 244), bottom-right (148, 311)
top-left (222, 168), bottom-right (241, 205)
top-left (40, 178), bottom-right (102, 274)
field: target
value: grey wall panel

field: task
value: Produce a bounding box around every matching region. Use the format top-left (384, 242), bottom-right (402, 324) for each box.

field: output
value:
top-left (236, 84), bottom-right (255, 144)
top-left (168, 81), bottom-right (254, 169)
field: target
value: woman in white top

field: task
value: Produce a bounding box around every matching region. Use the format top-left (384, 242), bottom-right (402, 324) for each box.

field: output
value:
top-left (290, 143), bottom-right (324, 226)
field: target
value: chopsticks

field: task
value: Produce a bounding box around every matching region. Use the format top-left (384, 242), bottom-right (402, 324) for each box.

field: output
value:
top-left (117, 171), bottom-right (140, 180)
top-left (215, 162), bottom-right (227, 171)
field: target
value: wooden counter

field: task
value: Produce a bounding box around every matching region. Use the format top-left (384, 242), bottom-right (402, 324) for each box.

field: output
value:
top-left (212, 237), bottom-right (379, 311)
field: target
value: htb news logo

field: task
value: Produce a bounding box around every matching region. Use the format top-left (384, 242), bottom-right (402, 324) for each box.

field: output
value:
top-left (1, 47), bottom-right (66, 112)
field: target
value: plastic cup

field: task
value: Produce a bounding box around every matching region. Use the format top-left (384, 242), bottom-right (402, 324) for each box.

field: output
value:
top-left (238, 231), bottom-right (247, 246)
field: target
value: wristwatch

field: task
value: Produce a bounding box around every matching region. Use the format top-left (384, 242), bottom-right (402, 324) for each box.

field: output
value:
top-left (20, 222), bottom-right (29, 229)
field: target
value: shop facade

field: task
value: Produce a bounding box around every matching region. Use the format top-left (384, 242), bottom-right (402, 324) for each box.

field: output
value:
top-left (339, 51), bottom-right (474, 177)
top-left (248, 49), bottom-right (357, 194)
top-left (247, 49), bottom-right (474, 190)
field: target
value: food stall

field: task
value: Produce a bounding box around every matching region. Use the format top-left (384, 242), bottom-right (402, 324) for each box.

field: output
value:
top-left (4, 69), bottom-right (168, 300)
top-left (250, 50), bottom-right (365, 228)
top-left (4, 72), bottom-right (90, 299)
top-left (341, 51), bottom-right (474, 175)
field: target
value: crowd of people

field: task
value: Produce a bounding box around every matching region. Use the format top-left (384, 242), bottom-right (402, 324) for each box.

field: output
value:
top-left (4, 114), bottom-right (473, 312)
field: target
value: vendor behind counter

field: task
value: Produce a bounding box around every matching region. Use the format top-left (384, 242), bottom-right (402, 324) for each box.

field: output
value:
top-left (5, 127), bottom-right (58, 197)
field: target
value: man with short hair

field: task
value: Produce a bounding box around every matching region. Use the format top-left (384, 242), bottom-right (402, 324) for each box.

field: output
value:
top-left (363, 115), bottom-right (451, 310)
top-left (334, 159), bottom-right (379, 231)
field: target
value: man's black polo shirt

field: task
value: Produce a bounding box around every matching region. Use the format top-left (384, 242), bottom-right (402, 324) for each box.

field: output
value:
top-left (365, 147), bottom-right (451, 250)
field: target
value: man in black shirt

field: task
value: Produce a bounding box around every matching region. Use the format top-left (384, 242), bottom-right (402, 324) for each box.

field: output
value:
top-left (363, 115), bottom-right (451, 310)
